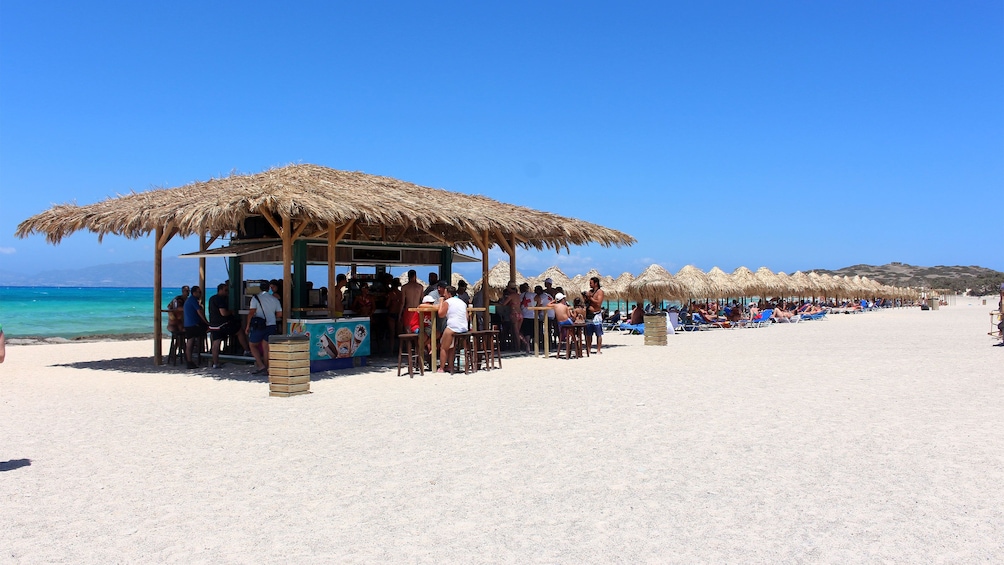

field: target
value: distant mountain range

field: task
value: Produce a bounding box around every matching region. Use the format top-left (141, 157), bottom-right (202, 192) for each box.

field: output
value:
top-left (0, 258), bottom-right (229, 288)
top-left (811, 262), bottom-right (1004, 295)
top-left (4, 259), bottom-right (1002, 295)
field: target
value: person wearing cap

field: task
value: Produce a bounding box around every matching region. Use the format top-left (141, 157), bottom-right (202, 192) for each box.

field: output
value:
top-left (551, 293), bottom-right (573, 326)
top-left (418, 294), bottom-right (437, 356)
top-left (542, 278), bottom-right (556, 299)
top-left (534, 285), bottom-right (555, 347)
top-left (456, 279), bottom-right (471, 305)
top-left (428, 279), bottom-right (447, 304)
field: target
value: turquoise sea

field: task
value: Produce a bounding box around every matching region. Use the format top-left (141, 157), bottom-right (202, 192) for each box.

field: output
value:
top-left (0, 287), bottom-right (171, 339)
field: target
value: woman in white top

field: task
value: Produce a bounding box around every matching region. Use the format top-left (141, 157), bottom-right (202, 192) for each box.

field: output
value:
top-left (436, 285), bottom-right (468, 373)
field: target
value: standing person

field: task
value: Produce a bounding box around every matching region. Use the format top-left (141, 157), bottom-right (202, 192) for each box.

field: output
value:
top-left (386, 278), bottom-right (403, 337)
top-left (208, 283), bottom-right (249, 369)
top-left (351, 284), bottom-right (376, 317)
top-left (424, 272), bottom-right (439, 296)
top-left (996, 284), bottom-right (1004, 347)
top-left (0, 322), bottom-right (6, 363)
top-left (436, 285), bottom-right (468, 373)
top-left (471, 285), bottom-right (486, 331)
top-left (519, 283), bottom-right (536, 353)
top-left (584, 275), bottom-right (605, 354)
top-left (456, 280), bottom-right (471, 305)
top-left (245, 281), bottom-right (282, 374)
top-left (400, 270), bottom-right (425, 333)
top-left (183, 286), bottom-right (209, 369)
top-left (542, 278), bottom-right (557, 299)
top-left (331, 273), bottom-right (347, 317)
top-left (166, 286), bottom-right (190, 336)
top-left (535, 285), bottom-right (555, 346)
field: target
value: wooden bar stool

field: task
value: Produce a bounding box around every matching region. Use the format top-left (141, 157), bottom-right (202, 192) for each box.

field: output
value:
top-left (397, 333), bottom-right (424, 378)
top-left (167, 331), bottom-right (185, 366)
top-left (450, 332), bottom-right (475, 374)
top-left (558, 323), bottom-right (587, 359)
top-left (485, 327), bottom-right (502, 369)
top-left (469, 330), bottom-right (492, 371)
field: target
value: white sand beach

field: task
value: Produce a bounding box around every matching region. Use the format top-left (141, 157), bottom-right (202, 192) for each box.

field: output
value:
top-left (2, 299), bottom-right (1002, 563)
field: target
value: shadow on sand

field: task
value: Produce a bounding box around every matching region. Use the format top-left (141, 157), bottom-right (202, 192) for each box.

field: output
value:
top-left (52, 356), bottom-right (397, 383)
top-left (1, 459), bottom-right (32, 472)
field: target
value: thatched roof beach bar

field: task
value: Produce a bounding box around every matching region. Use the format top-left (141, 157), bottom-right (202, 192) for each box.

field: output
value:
top-left (16, 164), bottom-right (635, 364)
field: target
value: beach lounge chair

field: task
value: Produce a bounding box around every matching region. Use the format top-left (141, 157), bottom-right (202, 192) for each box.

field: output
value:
top-left (738, 309), bottom-right (773, 328)
top-left (801, 309), bottom-right (829, 321)
top-left (692, 313), bottom-right (730, 329)
top-left (619, 322), bottom-right (644, 335)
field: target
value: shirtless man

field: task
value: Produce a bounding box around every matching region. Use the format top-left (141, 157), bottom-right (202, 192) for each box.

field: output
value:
top-left (167, 286), bottom-right (190, 335)
top-left (550, 292), bottom-right (572, 325)
top-left (331, 273), bottom-right (347, 316)
top-left (584, 276), bottom-right (605, 354)
top-left (401, 269), bottom-right (425, 333)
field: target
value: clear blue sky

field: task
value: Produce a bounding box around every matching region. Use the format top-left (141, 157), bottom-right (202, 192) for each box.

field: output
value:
top-left (2, 1), bottom-right (1002, 282)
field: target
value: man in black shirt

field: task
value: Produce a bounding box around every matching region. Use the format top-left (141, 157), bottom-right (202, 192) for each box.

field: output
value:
top-left (209, 283), bottom-right (249, 369)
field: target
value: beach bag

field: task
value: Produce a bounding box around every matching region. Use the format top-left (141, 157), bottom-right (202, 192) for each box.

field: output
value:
top-left (250, 296), bottom-right (267, 330)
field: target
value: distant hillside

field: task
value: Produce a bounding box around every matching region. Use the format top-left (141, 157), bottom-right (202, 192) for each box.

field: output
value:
top-left (812, 262), bottom-right (1004, 295)
top-left (0, 258), bottom-right (229, 288)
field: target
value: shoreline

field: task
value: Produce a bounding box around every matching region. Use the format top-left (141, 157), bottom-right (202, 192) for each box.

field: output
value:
top-left (5, 332), bottom-right (155, 346)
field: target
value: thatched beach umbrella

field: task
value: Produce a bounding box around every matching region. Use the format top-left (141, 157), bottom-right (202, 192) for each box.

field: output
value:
top-left (472, 260), bottom-right (525, 301)
top-left (534, 266), bottom-right (574, 293)
top-left (775, 271), bottom-right (793, 298)
top-left (731, 266), bottom-right (758, 298)
top-left (628, 264), bottom-right (685, 303)
top-left (753, 267), bottom-right (782, 298)
top-left (706, 267), bottom-right (733, 299)
top-left (675, 265), bottom-right (717, 299)
top-left (788, 271), bottom-right (811, 297)
top-left (606, 272), bottom-right (635, 302)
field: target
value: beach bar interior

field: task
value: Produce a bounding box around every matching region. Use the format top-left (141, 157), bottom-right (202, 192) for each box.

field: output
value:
top-left (16, 164), bottom-right (635, 365)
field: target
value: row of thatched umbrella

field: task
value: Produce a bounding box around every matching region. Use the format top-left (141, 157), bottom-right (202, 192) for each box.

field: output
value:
top-left (468, 262), bottom-right (919, 302)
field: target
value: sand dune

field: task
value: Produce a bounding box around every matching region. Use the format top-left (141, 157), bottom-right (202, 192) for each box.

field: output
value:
top-left (2, 299), bottom-right (1002, 562)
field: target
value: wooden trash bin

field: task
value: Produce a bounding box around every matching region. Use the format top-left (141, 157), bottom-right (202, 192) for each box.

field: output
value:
top-left (268, 334), bottom-right (311, 397)
top-left (643, 313), bottom-right (667, 346)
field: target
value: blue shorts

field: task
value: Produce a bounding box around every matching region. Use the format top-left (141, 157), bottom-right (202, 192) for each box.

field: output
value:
top-left (249, 324), bottom-right (277, 344)
top-left (558, 319), bottom-right (573, 326)
top-left (584, 314), bottom-right (603, 337)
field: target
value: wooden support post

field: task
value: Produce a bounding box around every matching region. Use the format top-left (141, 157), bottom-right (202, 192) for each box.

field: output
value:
top-left (199, 233), bottom-right (207, 298)
top-left (154, 226), bottom-right (164, 365)
top-left (328, 222), bottom-right (337, 318)
top-left (282, 213), bottom-right (292, 330)
top-left (509, 233), bottom-right (517, 283)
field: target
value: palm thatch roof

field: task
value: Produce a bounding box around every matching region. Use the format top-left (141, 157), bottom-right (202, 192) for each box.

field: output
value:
top-left (705, 267), bottom-right (733, 298)
top-left (606, 272), bottom-right (635, 301)
top-left (627, 264), bottom-right (685, 301)
top-left (674, 265), bottom-right (718, 299)
top-left (730, 266), bottom-right (757, 297)
top-left (532, 266), bottom-right (574, 293)
top-left (16, 164), bottom-right (636, 252)
top-left (753, 267), bottom-right (781, 297)
top-left (471, 260), bottom-right (525, 301)
top-left (789, 271), bottom-right (812, 296)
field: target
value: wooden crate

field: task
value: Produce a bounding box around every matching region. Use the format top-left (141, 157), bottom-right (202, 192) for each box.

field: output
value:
top-left (269, 382), bottom-right (310, 394)
top-left (269, 375), bottom-right (310, 385)
top-left (644, 315), bottom-right (667, 346)
top-left (267, 335), bottom-right (310, 396)
top-left (269, 390), bottom-right (312, 397)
